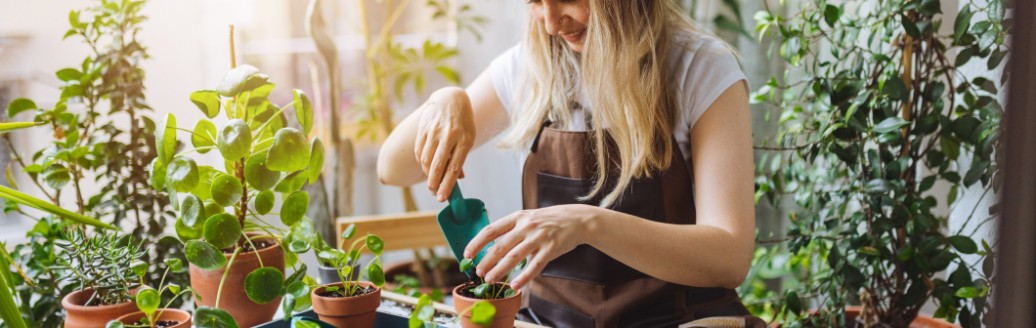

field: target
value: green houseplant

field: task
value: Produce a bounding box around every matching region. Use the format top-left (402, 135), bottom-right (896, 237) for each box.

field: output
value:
top-left (54, 230), bottom-right (146, 328)
top-left (752, 0), bottom-right (1007, 326)
top-left (106, 259), bottom-right (193, 328)
top-left (160, 63), bottom-right (322, 327)
top-left (309, 223), bottom-right (385, 327)
top-left (449, 259), bottom-right (516, 328)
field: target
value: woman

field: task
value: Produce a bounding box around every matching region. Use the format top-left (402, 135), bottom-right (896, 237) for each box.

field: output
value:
top-left (378, 0), bottom-right (760, 327)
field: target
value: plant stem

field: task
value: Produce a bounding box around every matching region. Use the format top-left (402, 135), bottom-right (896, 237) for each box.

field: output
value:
top-left (214, 247), bottom-right (240, 309)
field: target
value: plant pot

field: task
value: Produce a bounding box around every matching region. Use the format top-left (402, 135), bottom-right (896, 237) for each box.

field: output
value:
top-left (189, 236), bottom-right (285, 328)
top-left (452, 283), bottom-right (521, 328)
top-left (843, 306), bottom-right (960, 328)
top-left (383, 259), bottom-right (467, 296)
top-left (318, 263), bottom-right (341, 285)
top-left (310, 282), bottom-right (382, 328)
top-left (115, 309), bottom-right (192, 328)
top-left (61, 288), bottom-right (140, 328)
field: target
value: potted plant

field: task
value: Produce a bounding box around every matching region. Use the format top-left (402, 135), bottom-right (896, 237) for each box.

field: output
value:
top-left (450, 259), bottom-right (518, 328)
top-left (53, 230), bottom-right (145, 328)
top-left (310, 223), bottom-right (385, 327)
top-left (752, 0), bottom-right (1008, 326)
top-left (159, 62), bottom-right (323, 327)
top-left (107, 259), bottom-right (194, 328)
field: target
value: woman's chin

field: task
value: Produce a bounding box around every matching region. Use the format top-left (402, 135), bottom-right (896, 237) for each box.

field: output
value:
top-left (565, 41), bottom-right (584, 53)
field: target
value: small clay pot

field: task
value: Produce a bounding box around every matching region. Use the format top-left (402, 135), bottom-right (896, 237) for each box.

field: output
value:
top-left (844, 306), bottom-right (960, 328)
top-left (452, 283), bottom-right (522, 328)
top-left (311, 282), bottom-right (382, 328)
top-left (62, 288), bottom-right (139, 328)
top-left (189, 236), bottom-right (285, 328)
top-left (115, 309), bottom-right (192, 328)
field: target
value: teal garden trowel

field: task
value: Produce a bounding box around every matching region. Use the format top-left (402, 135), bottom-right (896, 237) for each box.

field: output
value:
top-left (436, 184), bottom-right (493, 279)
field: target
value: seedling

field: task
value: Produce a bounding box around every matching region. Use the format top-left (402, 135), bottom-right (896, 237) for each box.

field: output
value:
top-left (316, 223), bottom-right (385, 297)
top-left (457, 258), bottom-right (521, 300)
top-left (106, 259), bottom-right (193, 328)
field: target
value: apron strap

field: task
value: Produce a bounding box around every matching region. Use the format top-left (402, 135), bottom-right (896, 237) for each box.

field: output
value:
top-left (529, 120), bottom-right (553, 153)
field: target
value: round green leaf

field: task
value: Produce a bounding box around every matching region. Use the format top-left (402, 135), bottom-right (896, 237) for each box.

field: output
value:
top-left (7, 98), bottom-right (37, 117)
top-left (192, 119), bottom-right (217, 153)
top-left (193, 306), bottom-right (238, 328)
top-left (216, 65), bottom-right (268, 97)
top-left (131, 261), bottom-right (148, 278)
top-left (366, 234), bottom-right (384, 256)
top-left (288, 239), bottom-right (310, 254)
top-left (341, 224), bottom-right (356, 240)
top-left (367, 262), bottom-right (385, 287)
top-left (459, 258), bottom-right (474, 273)
top-left (286, 281), bottom-right (309, 299)
top-left (255, 190), bottom-right (275, 215)
top-left (290, 317), bottom-right (320, 328)
top-left (190, 90), bottom-right (221, 118)
top-left (176, 218), bottom-right (201, 241)
top-left (136, 288), bottom-right (160, 315)
top-left (203, 202), bottom-right (225, 219)
top-left (274, 171), bottom-right (308, 193)
top-left (470, 301), bottom-right (496, 325)
top-left (148, 158), bottom-right (167, 190)
top-left (948, 235), bottom-right (978, 254)
top-left (306, 138), bottom-right (324, 184)
top-left (180, 194), bottom-right (205, 227)
top-left (293, 89), bottom-right (313, 135)
top-left (192, 167), bottom-right (218, 201)
top-left (164, 258), bottom-right (185, 273)
top-left (168, 283), bottom-right (181, 295)
top-left (266, 128), bottom-right (311, 172)
top-left (280, 191), bottom-right (308, 226)
top-left (245, 267), bottom-right (284, 304)
top-left (185, 240), bottom-right (226, 271)
top-left (217, 119), bottom-right (251, 160)
top-left (203, 214), bottom-right (242, 250)
top-left (210, 174), bottom-right (243, 207)
top-left (245, 152), bottom-right (281, 191)
top-left (105, 321), bottom-right (125, 328)
top-left (167, 157), bottom-right (200, 192)
top-left (156, 113), bottom-right (177, 163)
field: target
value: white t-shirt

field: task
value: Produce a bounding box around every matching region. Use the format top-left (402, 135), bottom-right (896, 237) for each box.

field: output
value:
top-left (488, 30), bottom-right (748, 164)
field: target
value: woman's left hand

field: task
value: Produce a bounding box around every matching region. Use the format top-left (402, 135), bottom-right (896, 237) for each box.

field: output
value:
top-left (463, 204), bottom-right (599, 290)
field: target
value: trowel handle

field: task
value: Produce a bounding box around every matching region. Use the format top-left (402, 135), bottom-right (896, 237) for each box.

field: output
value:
top-left (448, 184), bottom-right (464, 202)
top-left (447, 184), bottom-right (466, 219)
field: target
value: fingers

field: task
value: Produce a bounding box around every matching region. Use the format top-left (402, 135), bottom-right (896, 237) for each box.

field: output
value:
top-left (476, 225), bottom-right (527, 278)
top-left (509, 247), bottom-right (551, 290)
top-left (426, 131), bottom-right (453, 197)
top-left (483, 237), bottom-right (537, 283)
top-left (464, 212), bottom-right (519, 259)
top-left (436, 142), bottom-right (471, 201)
top-left (418, 123), bottom-right (438, 178)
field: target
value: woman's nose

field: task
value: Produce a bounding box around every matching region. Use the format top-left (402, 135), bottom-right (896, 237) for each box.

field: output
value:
top-left (542, 4), bottom-right (565, 35)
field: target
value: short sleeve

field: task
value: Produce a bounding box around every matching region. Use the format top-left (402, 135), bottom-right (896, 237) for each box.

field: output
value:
top-left (680, 38), bottom-right (748, 131)
top-left (488, 44), bottom-right (522, 114)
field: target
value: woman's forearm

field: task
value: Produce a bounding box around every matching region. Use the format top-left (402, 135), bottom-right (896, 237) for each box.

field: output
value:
top-left (584, 206), bottom-right (754, 289)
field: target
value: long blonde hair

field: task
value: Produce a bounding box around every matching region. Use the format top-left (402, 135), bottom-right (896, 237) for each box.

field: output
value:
top-left (499, 0), bottom-right (703, 207)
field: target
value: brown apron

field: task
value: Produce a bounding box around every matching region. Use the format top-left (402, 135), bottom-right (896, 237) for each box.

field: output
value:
top-left (520, 121), bottom-right (761, 328)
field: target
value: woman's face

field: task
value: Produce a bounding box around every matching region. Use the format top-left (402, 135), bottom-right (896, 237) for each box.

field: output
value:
top-left (529, 0), bottom-right (590, 52)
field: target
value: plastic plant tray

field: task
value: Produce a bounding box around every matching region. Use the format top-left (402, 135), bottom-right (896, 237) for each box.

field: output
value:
top-left (254, 309), bottom-right (448, 328)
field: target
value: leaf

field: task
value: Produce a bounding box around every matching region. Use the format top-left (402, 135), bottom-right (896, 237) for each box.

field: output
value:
top-left (193, 307), bottom-right (238, 328)
top-left (288, 239), bottom-right (310, 253)
top-left (274, 171), bottom-right (307, 193)
top-left (255, 190), bottom-right (275, 215)
top-left (56, 68), bottom-right (82, 82)
top-left (824, 5), bottom-right (842, 27)
top-left (176, 218), bottom-right (201, 241)
top-left (460, 258), bottom-right (473, 273)
top-left (156, 114), bottom-right (177, 163)
top-left (470, 301), bottom-right (496, 325)
top-left (292, 90), bottom-right (313, 135)
top-left (216, 65), bottom-right (268, 97)
top-left (7, 98), bottom-right (37, 117)
top-left (149, 158), bottom-right (167, 190)
top-left (204, 213), bottom-right (242, 250)
top-left (210, 174), bottom-right (243, 207)
top-left (472, 283), bottom-right (490, 298)
top-left (245, 152), bottom-right (281, 191)
top-left (192, 120), bottom-right (217, 153)
top-left (873, 117), bottom-right (909, 134)
top-left (434, 66), bottom-right (461, 85)
top-left (42, 166), bottom-right (70, 189)
top-left (180, 194), bottom-right (205, 227)
top-left (245, 267), bottom-right (284, 304)
top-left (307, 138), bottom-right (324, 184)
top-left (190, 90), bottom-right (222, 118)
top-left (280, 191), bottom-right (309, 226)
top-left (267, 128), bottom-right (311, 172)
top-left (131, 260), bottom-right (149, 278)
top-left (166, 157), bottom-right (200, 192)
top-left (954, 6), bottom-right (974, 43)
top-left (217, 119), bottom-right (252, 160)
top-left (165, 258), bottom-right (185, 273)
top-left (106, 321), bottom-right (124, 328)
top-left (366, 234), bottom-right (384, 255)
top-left (367, 262), bottom-right (385, 286)
top-left (136, 288), bottom-right (160, 316)
top-left (185, 240), bottom-right (226, 271)
top-left (902, 14), bottom-right (921, 38)
top-left (948, 235), bottom-right (978, 254)
top-left (290, 317), bottom-right (320, 328)
top-left (883, 77), bottom-right (908, 101)
top-left (956, 46), bottom-right (978, 67)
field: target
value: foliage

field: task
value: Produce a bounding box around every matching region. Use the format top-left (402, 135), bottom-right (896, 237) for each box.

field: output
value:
top-left (752, 0), bottom-right (1007, 326)
top-left (52, 229), bottom-right (145, 306)
top-left (167, 64), bottom-right (323, 322)
top-left (104, 259), bottom-right (192, 328)
top-left (458, 258), bottom-right (518, 300)
top-left (316, 223), bottom-right (385, 296)
top-left (1, 218), bottom-right (75, 328)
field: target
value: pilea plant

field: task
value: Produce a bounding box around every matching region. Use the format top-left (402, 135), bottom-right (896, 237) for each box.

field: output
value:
top-left (316, 223), bottom-right (385, 296)
top-left (159, 63), bottom-right (323, 323)
top-left (106, 259), bottom-right (193, 328)
top-left (753, 0), bottom-right (1007, 326)
top-left (457, 259), bottom-right (517, 300)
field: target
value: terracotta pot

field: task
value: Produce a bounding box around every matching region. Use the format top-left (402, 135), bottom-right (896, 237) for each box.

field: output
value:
top-left (452, 283), bottom-right (522, 328)
top-left (115, 309), bottom-right (192, 328)
top-left (383, 259), bottom-right (467, 296)
top-left (311, 282), bottom-right (382, 328)
top-left (62, 288), bottom-right (139, 328)
top-left (189, 236), bottom-right (285, 328)
top-left (844, 306), bottom-right (960, 328)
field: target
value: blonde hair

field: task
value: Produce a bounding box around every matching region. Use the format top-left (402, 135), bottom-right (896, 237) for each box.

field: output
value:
top-left (499, 0), bottom-right (705, 207)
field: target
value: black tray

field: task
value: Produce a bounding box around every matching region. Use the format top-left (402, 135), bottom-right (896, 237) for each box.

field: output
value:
top-left (254, 309), bottom-right (448, 328)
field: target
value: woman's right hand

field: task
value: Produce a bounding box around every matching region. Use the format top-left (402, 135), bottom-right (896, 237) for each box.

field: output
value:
top-left (414, 87), bottom-right (475, 202)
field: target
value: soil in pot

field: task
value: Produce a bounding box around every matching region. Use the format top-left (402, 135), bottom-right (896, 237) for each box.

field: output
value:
top-left (62, 288), bottom-right (140, 328)
top-left (189, 236), bottom-right (284, 328)
top-left (452, 282), bottom-right (522, 328)
top-left (116, 309), bottom-right (192, 328)
top-left (311, 282), bottom-right (382, 328)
